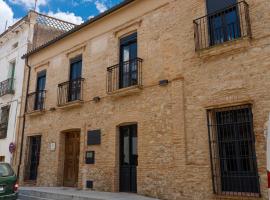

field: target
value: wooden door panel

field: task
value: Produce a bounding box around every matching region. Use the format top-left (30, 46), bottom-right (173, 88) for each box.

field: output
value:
top-left (64, 132), bottom-right (80, 187)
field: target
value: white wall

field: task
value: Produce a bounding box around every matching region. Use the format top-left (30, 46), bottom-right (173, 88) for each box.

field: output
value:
top-left (0, 21), bottom-right (31, 163)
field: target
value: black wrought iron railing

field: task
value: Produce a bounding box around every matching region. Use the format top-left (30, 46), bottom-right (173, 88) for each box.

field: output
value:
top-left (0, 78), bottom-right (15, 97)
top-left (107, 58), bottom-right (143, 93)
top-left (0, 122), bottom-right (8, 139)
top-left (27, 90), bottom-right (46, 112)
top-left (194, 1), bottom-right (251, 51)
top-left (58, 78), bottom-right (84, 106)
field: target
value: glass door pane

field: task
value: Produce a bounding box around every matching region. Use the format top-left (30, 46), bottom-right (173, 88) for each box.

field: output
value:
top-left (119, 33), bottom-right (137, 89)
top-left (35, 71), bottom-right (46, 110)
top-left (69, 60), bottom-right (82, 101)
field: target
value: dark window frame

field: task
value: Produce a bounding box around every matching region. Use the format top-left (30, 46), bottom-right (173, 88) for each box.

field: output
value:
top-left (0, 105), bottom-right (10, 139)
top-left (206, 0), bottom-right (241, 46)
top-left (119, 32), bottom-right (138, 89)
top-left (35, 70), bottom-right (47, 111)
top-left (69, 55), bottom-right (83, 102)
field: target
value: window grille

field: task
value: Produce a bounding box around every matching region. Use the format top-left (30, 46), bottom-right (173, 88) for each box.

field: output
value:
top-left (207, 104), bottom-right (260, 197)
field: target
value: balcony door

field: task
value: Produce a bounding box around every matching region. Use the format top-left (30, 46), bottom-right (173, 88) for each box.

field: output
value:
top-left (69, 56), bottom-right (82, 102)
top-left (207, 0), bottom-right (241, 45)
top-left (35, 71), bottom-right (46, 110)
top-left (119, 124), bottom-right (138, 193)
top-left (119, 33), bottom-right (137, 89)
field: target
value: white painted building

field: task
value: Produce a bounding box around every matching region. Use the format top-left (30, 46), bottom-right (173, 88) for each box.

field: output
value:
top-left (0, 11), bottom-right (76, 163)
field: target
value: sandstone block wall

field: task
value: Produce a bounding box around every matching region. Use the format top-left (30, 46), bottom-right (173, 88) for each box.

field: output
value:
top-left (16, 0), bottom-right (270, 199)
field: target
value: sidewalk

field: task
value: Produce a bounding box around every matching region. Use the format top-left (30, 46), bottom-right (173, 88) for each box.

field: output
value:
top-left (19, 187), bottom-right (160, 200)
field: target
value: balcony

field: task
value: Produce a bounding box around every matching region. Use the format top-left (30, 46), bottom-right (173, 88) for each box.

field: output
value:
top-left (58, 78), bottom-right (84, 107)
top-left (107, 58), bottom-right (143, 94)
top-left (0, 122), bottom-right (8, 139)
top-left (0, 78), bottom-right (15, 97)
top-left (193, 1), bottom-right (251, 51)
top-left (27, 90), bottom-right (46, 113)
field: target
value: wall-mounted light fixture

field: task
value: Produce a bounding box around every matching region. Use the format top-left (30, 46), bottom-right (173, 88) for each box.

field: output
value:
top-left (93, 96), bottom-right (101, 103)
top-left (159, 79), bottom-right (169, 86)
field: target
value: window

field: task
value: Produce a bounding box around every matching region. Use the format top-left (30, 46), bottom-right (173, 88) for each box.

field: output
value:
top-left (58, 55), bottom-right (84, 106)
top-left (107, 32), bottom-right (142, 93)
top-left (69, 56), bottom-right (82, 102)
top-left (0, 106), bottom-right (10, 139)
top-left (7, 61), bottom-right (15, 93)
top-left (206, 0), bottom-right (237, 13)
top-left (0, 156), bottom-right (5, 162)
top-left (206, 0), bottom-right (241, 45)
top-left (35, 71), bottom-right (46, 110)
top-left (207, 105), bottom-right (260, 196)
top-left (119, 33), bottom-right (138, 89)
top-left (27, 71), bottom-right (47, 112)
top-left (193, 1), bottom-right (250, 50)
top-left (8, 61), bottom-right (16, 79)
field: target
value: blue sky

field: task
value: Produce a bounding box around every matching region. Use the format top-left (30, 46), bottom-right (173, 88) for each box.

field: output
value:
top-left (0, 0), bottom-right (124, 33)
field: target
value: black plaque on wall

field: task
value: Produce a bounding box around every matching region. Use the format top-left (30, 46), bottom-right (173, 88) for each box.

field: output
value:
top-left (87, 129), bottom-right (101, 145)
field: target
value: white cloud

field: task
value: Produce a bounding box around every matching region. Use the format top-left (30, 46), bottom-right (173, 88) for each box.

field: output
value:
top-left (8, 0), bottom-right (48, 11)
top-left (47, 10), bottom-right (84, 25)
top-left (88, 15), bottom-right (94, 20)
top-left (82, 0), bottom-right (112, 13)
top-left (95, 1), bottom-right (108, 13)
top-left (0, 0), bottom-right (18, 34)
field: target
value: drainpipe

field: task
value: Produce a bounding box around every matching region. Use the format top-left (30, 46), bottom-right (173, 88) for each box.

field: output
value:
top-left (17, 57), bottom-right (31, 179)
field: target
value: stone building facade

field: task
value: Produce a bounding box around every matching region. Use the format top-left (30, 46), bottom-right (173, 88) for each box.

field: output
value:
top-left (18, 0), bottom-right (270, 199)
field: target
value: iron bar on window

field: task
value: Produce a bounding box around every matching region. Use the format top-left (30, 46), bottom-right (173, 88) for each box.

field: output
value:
top-left (207, 104), bottom-right (260, 197)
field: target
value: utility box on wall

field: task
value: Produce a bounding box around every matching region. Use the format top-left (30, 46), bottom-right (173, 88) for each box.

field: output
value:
top-left (86, 180), bottom-right (93, 189)
top-left (85, 151), bottom-right (95, 164)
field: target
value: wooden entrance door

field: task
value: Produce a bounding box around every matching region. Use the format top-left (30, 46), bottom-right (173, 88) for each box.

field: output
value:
top-left (63, 132), bottom-right (80, 187)
top-left (119, 124), bottom-right (138, 193)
